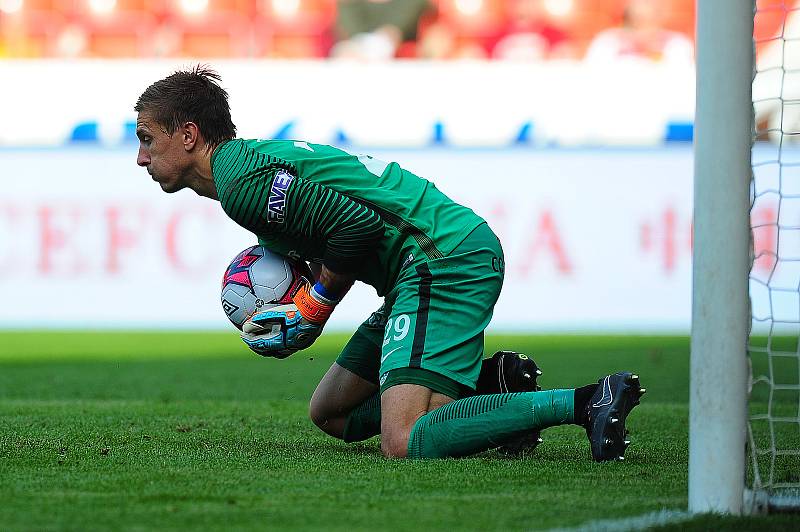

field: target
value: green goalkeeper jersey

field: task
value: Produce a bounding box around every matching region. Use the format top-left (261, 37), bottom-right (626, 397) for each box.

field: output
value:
top-left (211, 139), bottom-right (485, 296)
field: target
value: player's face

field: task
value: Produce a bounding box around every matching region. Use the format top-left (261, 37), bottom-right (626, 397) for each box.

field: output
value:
top-left (135, 111), bottom-right (193, 194)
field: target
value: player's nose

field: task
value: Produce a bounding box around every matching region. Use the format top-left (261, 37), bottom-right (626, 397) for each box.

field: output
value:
top-left (136, 148), bottom-right (150, 167)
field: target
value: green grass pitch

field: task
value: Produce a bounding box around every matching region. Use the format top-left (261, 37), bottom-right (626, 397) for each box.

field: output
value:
top-left (1, 332), bottom-right (799, 531)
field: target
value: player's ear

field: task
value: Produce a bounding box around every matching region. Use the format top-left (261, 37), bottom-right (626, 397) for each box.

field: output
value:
top-left (182, 121), bottom-right (200, 151)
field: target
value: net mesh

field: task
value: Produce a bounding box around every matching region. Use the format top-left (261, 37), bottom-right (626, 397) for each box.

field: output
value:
top-left (749, 0), bottom-right (800, 511)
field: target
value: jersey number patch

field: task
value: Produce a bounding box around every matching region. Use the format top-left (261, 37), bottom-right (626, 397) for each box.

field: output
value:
top-left (383, 314), bottom-right (411, 347)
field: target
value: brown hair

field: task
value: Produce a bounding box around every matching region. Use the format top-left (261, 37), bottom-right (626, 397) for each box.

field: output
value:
top-left (134, 65), bottom-right (236, 149)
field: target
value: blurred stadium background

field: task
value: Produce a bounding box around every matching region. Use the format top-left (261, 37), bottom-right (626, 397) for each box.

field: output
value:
top-left (2, 0), bottom-right (771, 332)
top-left (0, 0), bottom-right (699, 60)
top-left (0, 0), bottom-right (793, 333)
top-left (3, 2), bottom-right (800, 529)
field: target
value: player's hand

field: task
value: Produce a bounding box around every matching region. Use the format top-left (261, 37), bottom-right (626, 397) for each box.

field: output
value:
top-left (240, 282), bottom-right (336, 358)
top-left (240, 303), bottom-right (322, 358)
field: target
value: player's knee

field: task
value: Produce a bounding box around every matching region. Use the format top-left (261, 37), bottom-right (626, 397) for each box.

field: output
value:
top-left (379, 423), bottom-right (412, 458)
top-left (380, 383), bottom-right (439, 458)
top-left (308, 397), bottom-right (350, 439)
top-left (380, 432), bottom-right (410, 458)
top-left (308, 397), bottom-right (333, 432)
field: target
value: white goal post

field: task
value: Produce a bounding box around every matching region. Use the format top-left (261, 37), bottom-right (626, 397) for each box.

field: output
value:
top-left (690, 0), bottom-right (753, 515)
top-left (693, 0), bottom-right (800, 515)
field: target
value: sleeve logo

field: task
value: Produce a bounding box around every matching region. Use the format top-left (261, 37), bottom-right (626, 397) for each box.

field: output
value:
top-left (268, 170), bottom-right (294, 223)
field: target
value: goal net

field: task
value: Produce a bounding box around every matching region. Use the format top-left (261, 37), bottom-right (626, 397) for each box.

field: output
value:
top-left (749, 0), bottom-right (800, 513)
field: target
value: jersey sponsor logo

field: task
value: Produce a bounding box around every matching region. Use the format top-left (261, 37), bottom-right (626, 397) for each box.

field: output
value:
top-left (268, 170), bottom-right (294, 223)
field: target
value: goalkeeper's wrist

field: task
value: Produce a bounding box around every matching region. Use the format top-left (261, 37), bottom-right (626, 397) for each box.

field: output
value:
top-left (312, 281), bottom-right (340, 305)
top-left (293, 282), bottom-right (337, 324)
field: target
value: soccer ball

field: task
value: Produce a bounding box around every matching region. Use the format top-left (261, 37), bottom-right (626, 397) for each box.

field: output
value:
top-left (220, 245), bottom-right (312, 330)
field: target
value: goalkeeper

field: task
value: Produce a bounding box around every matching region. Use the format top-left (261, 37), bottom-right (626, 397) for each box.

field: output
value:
top-left (133, 67), bottom-right (645, 461)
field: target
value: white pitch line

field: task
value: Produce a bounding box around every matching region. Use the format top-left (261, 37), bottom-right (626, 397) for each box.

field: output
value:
top-left (543, 509), bottom-right (693, 532)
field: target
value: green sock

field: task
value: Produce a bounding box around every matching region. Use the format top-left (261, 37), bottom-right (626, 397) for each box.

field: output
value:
top-left (407, 389), bottom-right (574, 458)
top-left (341, 393), bottom-right (381, 443)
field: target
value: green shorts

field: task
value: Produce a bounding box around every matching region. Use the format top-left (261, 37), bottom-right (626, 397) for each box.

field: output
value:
top-left (335, 223), bottom-right (505, 398)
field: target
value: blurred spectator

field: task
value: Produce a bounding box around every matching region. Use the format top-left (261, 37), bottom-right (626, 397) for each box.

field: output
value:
top-left (0, 12), bottom-right (38, 57)
top-left (54, 22), bottom-right (88, 58)
top-left (584, 0), bottom-right (693, 64)
top-left (151, 23), bottom-right (182, 58)
top-left (492, 0), bottom-right (573, 61)
top-left (0, 0), bottom-right (704, 61)
top-left (416, 20), bottom-right (487, 60)
top-left (331, 0), bottom-right (433, 60)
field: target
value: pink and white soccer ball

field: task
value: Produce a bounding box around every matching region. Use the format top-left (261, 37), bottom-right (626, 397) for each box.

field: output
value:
top-left (220, 246), bottom-right (312, 330)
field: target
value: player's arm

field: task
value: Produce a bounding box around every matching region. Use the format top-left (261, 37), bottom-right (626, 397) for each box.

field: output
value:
top-left (219, 167), bottom-right (384, 355)
top-left (273, 174), bottom-right (384, 327)
top-left (287, 175), bottom-right (384, 284)
top-left (223, 169), bottom-right (382, 302)
top-left (303, 262), bottom-right (352, 319)
top-left (317, 267), bottom-right (353, 298)
top-left (219, 168), bottom-right (383, 285)
top-left (308, 261), bottom-right (322, 282)
top-left (249, 175), bottom-right (384, 355)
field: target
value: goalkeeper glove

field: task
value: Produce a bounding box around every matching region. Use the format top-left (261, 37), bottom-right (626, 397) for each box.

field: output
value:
top-left (241, 282), bottom-right (337, 358)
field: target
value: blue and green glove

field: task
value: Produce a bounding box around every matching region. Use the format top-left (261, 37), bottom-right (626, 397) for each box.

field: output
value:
top-left (241, 281), bottom-right (338, 358)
